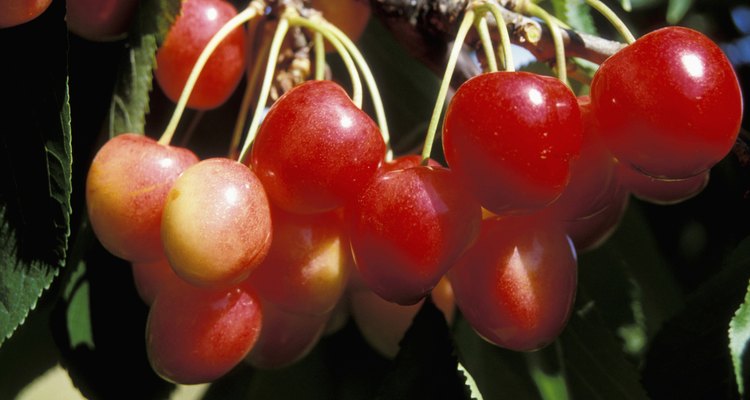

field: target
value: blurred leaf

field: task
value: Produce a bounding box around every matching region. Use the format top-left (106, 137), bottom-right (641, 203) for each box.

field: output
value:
top-left (377, 298), bottom-right (472, 400)
top-left (0, 0), bottom-right (71, 346)
top-left (108, 0), bottom-right (181, 135)
top-left (559, 300), bottom-right (650, 399)
top-left (525, 344), bottom-right (570, 400)
top-left (621, 0), bottom-right (633, 12)
top-left (642, 236), bottom-right (750, 399)
top-left (666, 0), bottom-right (694, 24)
top-left (730, 279), bottom-right (750, 397)
top-left (551, 0), bottom-right (598, 34)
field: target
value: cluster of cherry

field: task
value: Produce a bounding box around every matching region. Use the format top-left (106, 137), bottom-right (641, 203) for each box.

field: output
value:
top-left (74, 0), bottom-right (744, 387)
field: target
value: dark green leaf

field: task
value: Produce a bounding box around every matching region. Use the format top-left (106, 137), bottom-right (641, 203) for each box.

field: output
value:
top-left (642, 236), bottom-right (750, 399)
top-left (525, 344), bottom-right (570, 400)
top-left (0, 0), bottom-right (72, 346)
top-left (108, 0), bottom-right (181, 135)
top-left (666, 0), bottom-right (694, 24)
top-left (377, 298), bottom-right (473, 400)
top-left (551, 0), bottom-right (598, 35)
top-left (730, 279), bottom-right (750, 397)
top-left (558, 300), bottom-right (649, 400)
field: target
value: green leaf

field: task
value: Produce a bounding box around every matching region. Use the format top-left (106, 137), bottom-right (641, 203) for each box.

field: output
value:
top-left (377, 298), bottom-right (473, 400)
top-left (0, 0), bottom-right (72, 346)
top-left (551, 0), bottom-right (598, 35)
top-left (108, 0), bottom-right (181, 135)
top-left (730, 279), bottom-right (750, 397)
top-left (666, 0), bottom-right (694, 24)
top-left (558, 300), bottom-right (650, 399)
top-left (642, 236), bottom-right (750, 398)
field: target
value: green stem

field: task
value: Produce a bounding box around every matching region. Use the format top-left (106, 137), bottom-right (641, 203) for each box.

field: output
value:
top-left (480, 2), bottom-right (514, 72)
top-left (315, 17), bottom-right (392, 158)
top-left (420, 8), bottom-right (475, 163)
top-left (288, 15), bottom-right (363, 107)
top-left (524, 2), bottom-right (568, 86)
top-left (476, 16), bottom-right (498, 72)
top-left (584, 0), bottom-right (636, 44)
top-left (237, 15), bottom-right (290, 164)
top-left (314, 31), bottom-right (326, 80)
top-left (159, 2), bottom-right (263, 146)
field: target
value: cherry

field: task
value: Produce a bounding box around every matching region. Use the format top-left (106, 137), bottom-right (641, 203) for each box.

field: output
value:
top-left (161, 158), bottom-right (272, 288)
top-left (348, 165), bottom-right (481, 305)
top-left (86, 133), bottom-right (199, 262)
top-left (244, 299), bottom-right (328, 369)
top-left (155, 0), bottom-right (246, 109)
top-left (448, 216), bottom-right (577, 351)
top-left (563, 186), bottom-right (629, 253)
top-left (66, 0), bottom-right (138, 41)
top-left (590, 26), bottom-right (743, 179)
top-left (379, 154), bottom-right (441, 174)
top-left (311, 0), bottom-right (371, 52)
top-left (0, 0), bottom-right (52, 28)
top-left (443, 71), bottom-right (583, 215)
top-left (246, 207), bottom-right (350, 316)
top-left (131, 257), bottom-right (181, 305)
top-left (618, 162), bottom-right (709, 205)
top-left (250, 80), bottom-right (386, 214)
top-left (146, 279), bottom-right (262, 384)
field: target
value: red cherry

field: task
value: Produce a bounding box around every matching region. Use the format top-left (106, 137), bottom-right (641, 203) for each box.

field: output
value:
top-left (618, 162), bottom-right (709, 205)
top-left (590, 27), bottom-right (743, 179)
top-left (348, 165), bottom-right (481, 305)
top-left (563, 186), bottom-right (630, 253)
top-left (448, 216), bottom-right (578, 351)
top-left (86, 133), bottom-right (199, 262)
top-left (246, 207), bottom-right (350, 316)
top-left (379, 154), bottom-right (441, 174)
top-left (146, 280), bottom-right (262, 384)
top-left (161, 158), bottom-right (272, 288)
top-left (443, 71), bottom-right (583, 215)
top-left (131, 257), bottom-right (181, 305)
top-left (311, 0), bottom-right (371, 52)
top-left (0, 0), bottom-right (52, 28)
top-left (155, 0), bottom-right (246, 109)
top-left (250, 80), bottom-right (386, 214)
top-left (66, 0), bottom-right (138, 41)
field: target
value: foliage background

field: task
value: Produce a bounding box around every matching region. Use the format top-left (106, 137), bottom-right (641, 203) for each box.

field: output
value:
top-left (1, 0), bottom-right (750, 399)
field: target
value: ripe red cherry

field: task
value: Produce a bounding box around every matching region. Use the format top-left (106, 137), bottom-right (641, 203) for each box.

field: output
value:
top-left (146, 280), bottom-right (262, 384)
top-left (348, 165), bottom-right (481, 305)
top-left (131, 257), bottom-right (181, 305)
top-left (590, 27), bottom-right (743, 179)
top-left (246, 207), bottom-right (350, 316)
top-left (618, 162), bottom-right (709, 205)
top-left (311, 0), bottom-right (371, 52)
top-left (562, 186), bottom-right (629, 253)
top-left (250, 80), bottom-right (386, 214)
top-left (443, 71), bottom-right (583, 215)
top-left (66, 0), bottom-right (138, 41)
top-left (161, 158), bottom-right (272, 287)
top-left (448, 216), bottom-right (577, 351)
top-left (0, 0), bottom-right (52, 28)
top-left (86, 133), bottom-right (199, 262)
top-left (155, 0), bottom-right (246, 109)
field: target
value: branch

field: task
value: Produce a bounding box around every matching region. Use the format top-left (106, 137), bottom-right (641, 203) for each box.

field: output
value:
top-left (370, 0), bottom-right (627, 82)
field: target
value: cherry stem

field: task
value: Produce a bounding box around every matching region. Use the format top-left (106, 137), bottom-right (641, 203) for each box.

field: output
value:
top-left (287, 15), bottom-right (363, 108)
top-left (230, 19), bottom-right (272, 158)
top-left (420, 8), bottom-right (475, 163)
top-left (237, 13), bottom-right (290, 164)
top-left (314, 31), bottom-right (325, 80)
top-left (317, 16), bottom-right (393, 159)
top-left (480, 1), bottom-right (514, 72)
top-left (476, 16), bottom-right (498, 72)
top-left (584, 0), bottom-right (636, 44)
top-left (524, 2), bottom-right (568, 86)
top-left (158, 2), bottom-right (263, 146)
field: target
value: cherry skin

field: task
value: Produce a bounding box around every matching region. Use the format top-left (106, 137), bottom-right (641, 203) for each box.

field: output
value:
top-left (618, 162), bottom-right (709, 205)
top-left (0, 0), bottom-right (52, 28)
top-left (562, 186), bottom-right (630, 253)
top-left (131, 257), bottom-right (181, 305)
top-left (146, 279), bottom-right (262, 384)
top-left (155, 0), bottom-right (246, 109)
top-left (379, 154), bottom-right (441, 174)
top-left (86, 133), bottom-right (199, 262)
top-left (66, 0), bottom-right (138, 41)
top-left (250, 80), bottom-right (386, 214)
top-left (161, 158), bottom-right (272, 288)
top-left (246, 207), bottom-right (350, 316)
top-left (311, 0), bottom-right (371, 52)
top-left (348, 165), bottom-right (481, 305)
top-left (590, 26), bottom-right (743, 179)
top-left (244, 299), bottom-right (329, 369)
top-left (443, 71), bottom-right (583, 215)
top-left (448, 216), bottom-right (578, 351)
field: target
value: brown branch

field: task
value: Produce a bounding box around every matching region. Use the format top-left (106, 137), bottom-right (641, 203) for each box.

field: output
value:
top-left (370, 0), bottom-right (627, 82)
